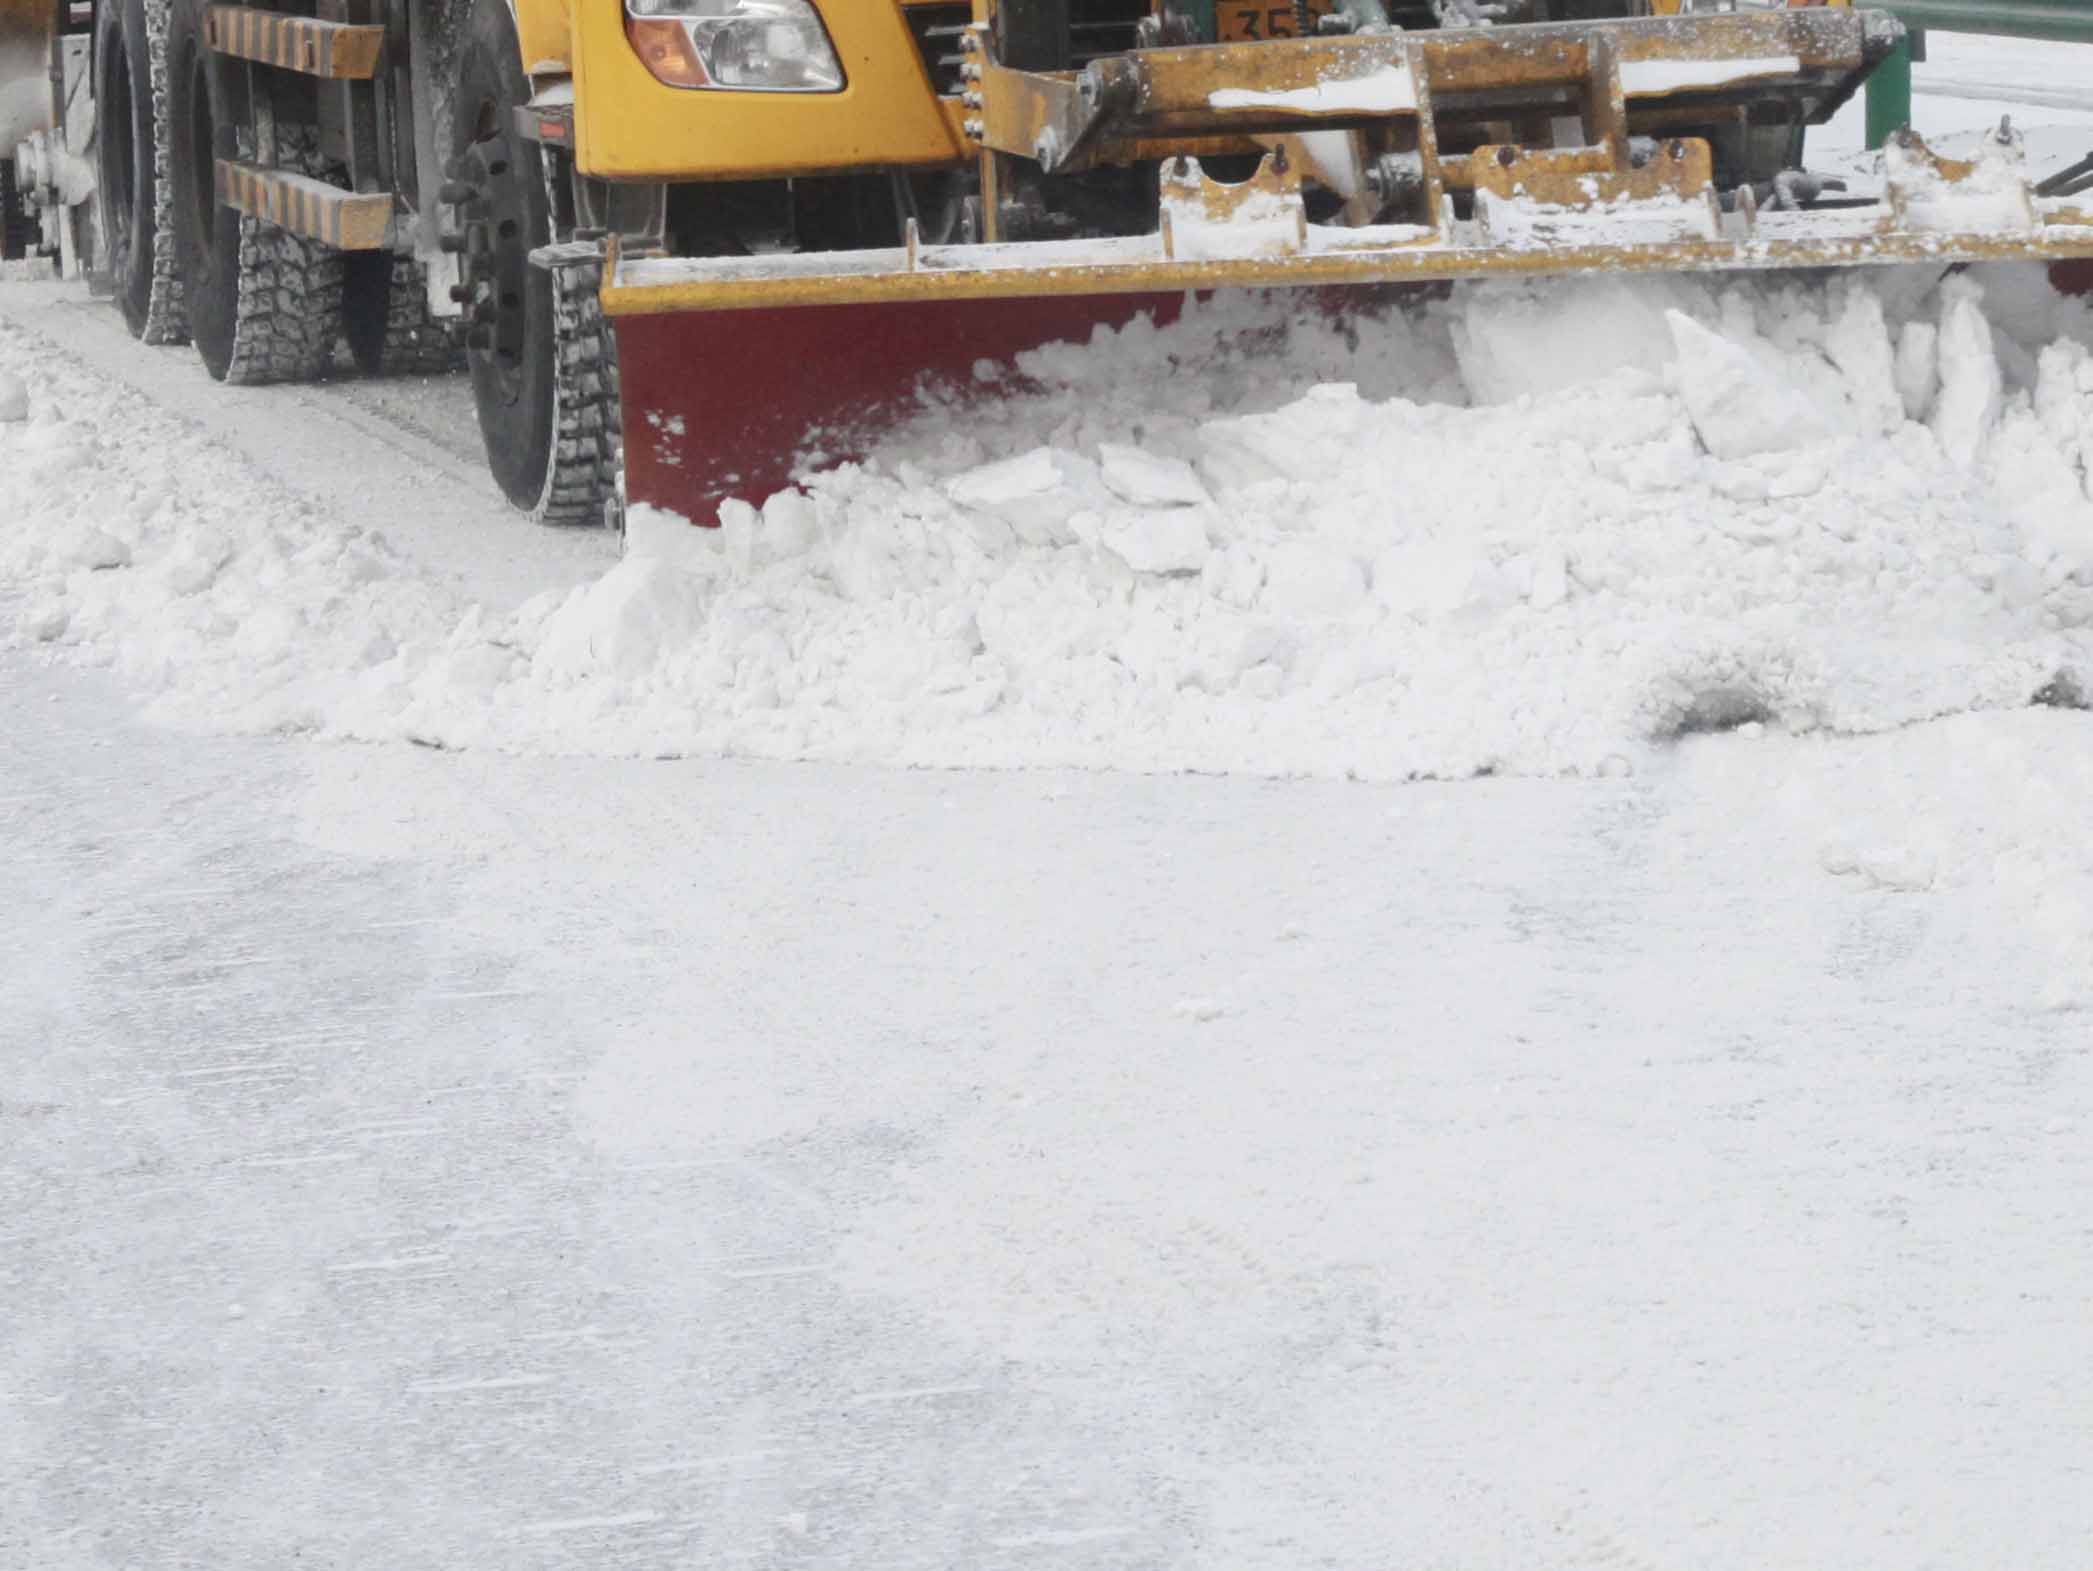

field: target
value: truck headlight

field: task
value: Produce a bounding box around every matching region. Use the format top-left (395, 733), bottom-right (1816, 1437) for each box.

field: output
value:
top-left (624, 0), bottom-right (844, 92)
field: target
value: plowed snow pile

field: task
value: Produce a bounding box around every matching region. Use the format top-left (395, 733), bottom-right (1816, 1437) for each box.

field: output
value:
top-left (5, 264), bottom-right (2093, 778)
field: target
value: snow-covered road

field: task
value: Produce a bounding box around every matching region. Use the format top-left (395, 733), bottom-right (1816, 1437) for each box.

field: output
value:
top-left (7, 43), bottom-right (2093, 1568)
top-left (6, 654), bottom-right (2091, 1570)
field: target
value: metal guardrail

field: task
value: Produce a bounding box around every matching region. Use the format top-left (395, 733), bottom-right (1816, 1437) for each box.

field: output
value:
top-left (1882, 1), bottom-right (2093, 43)
top-left (1867, 1), bottom-right (2093, 147)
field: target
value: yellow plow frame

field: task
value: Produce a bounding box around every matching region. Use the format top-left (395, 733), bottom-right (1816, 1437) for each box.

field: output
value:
top-left (603, 7), bottom-right (2093, 318)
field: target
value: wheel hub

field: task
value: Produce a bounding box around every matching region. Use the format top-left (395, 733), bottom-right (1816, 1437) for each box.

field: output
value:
top-left (440, 126), bottom-right (534, 404)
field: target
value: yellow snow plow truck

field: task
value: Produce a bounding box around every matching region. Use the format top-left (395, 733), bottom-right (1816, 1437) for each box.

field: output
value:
top-left (6, 0), bottom-right (2093, 525)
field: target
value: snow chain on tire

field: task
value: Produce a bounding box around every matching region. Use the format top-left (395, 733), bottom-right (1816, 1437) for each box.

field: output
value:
top-left (141, 0), bottom-right (187, 343)
top-left (219, 124), bottom-right (344, 385)
top-left (536, 253), bottom-right (621, 529)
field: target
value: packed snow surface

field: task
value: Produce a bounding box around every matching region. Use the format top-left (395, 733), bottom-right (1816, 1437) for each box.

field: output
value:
top-left (8, 80), bottom-right (2093, 1567)
top-left (7, 264), bottom-right (2091, 782)
top-left (8, 660), bottom-right (2091, 1571)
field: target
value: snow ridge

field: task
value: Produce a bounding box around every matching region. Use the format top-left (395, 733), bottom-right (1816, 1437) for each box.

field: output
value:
top-left (4, 268), bottom-right (2092, 782)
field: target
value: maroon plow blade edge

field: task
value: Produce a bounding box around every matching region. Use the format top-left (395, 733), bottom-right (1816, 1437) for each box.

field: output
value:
top-left (614, 293), bottom-right (1187, 525)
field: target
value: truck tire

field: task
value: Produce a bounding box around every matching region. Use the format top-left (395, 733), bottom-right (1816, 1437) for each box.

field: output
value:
top-left (92, 0), bottom-right (161, 334)
top-left (142, 0), bottom-right (190, 341)
top-left (342, 252), bottom-right (463, 376)
top-left (541, 255), bottom-right (621, 528)
top-left (165, 0), bottom-right (341, 384)
top-left (445, 0), bottom-right (617, 524)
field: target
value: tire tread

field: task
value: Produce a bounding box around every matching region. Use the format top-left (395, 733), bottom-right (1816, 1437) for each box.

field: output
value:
top-left (533, 256), bottom-right (620, 528)
top-left (141, 0), bottom-right (187, 344)
top-left (373, 256), bottom-right (465, 376)
top-left (219, 124), bottom-right (343, 386)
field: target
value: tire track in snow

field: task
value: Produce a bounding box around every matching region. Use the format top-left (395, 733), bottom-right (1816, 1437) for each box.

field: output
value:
top-left (0, 281), bottom-right (614, 612)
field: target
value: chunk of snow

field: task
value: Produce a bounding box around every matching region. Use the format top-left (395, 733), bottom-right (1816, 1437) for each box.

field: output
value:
top-left (1456, 279), bottom-right (1686, 404)
top-left (1098, 443), bottom-right (1210, 508)
top-left (1895, 320), bottom-right (1940, 423)
top-left (158, 528), bottom-right (234, 596)
top-left (20, 601), bottom-right (68, 642)
top-left (947, 447), bottom-right (1109, 547)
top-left (1666, 310), bottom-right (1828, 461)
top-left (1372, 541), bottom-right (1505, 620)
top-left (0, 370), bottom-right (27, 422)
top-left (50, 524), bottom-right (130, 572)
top-left (1821, 842), bottom-right (1939, 893)
top-left (1523, 547), bottom-right (1570, 612)
top-left (534, 556), bottom-right (711, 683)
top-left (1260, 542), bottom-right (1367, 619)
top-left (1932, 294), bottom-right (2004, 469)
top-left (1823, 286), bottom-right (1905, 439)
top-left (761, 487), bottom-right (821, 562)
top-left (1088, 505), bottom-right (1213, 576)
top-left (625, 500), bottom-right (728, 574)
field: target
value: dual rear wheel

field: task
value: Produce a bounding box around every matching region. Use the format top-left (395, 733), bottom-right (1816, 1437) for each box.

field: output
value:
top-left (102, 0), bottom-right (453, 384)
top-left (97, 0), bottom-right (606, 522)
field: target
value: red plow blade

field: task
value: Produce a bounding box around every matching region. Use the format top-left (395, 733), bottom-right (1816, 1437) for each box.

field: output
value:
top-left (613, 293), bottom-right (1187, 525)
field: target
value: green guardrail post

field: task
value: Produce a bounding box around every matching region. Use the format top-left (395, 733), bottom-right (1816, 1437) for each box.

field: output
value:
top-left (1866, 34), bottom-right (1914, 150)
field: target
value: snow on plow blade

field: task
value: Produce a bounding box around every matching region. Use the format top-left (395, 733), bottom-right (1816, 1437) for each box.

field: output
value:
top-left (602, 8), bottom-right (2093, 523)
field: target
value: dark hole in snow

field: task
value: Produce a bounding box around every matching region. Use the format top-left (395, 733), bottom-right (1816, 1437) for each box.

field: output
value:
top-left (2031, 672), bottom-right (2089, 711)
top-left (1654, 686), bottom-right (1774, 740)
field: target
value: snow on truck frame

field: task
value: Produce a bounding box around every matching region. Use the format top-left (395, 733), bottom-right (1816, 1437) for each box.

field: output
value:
top-left (5, 0), bottom-right (2092, 527)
